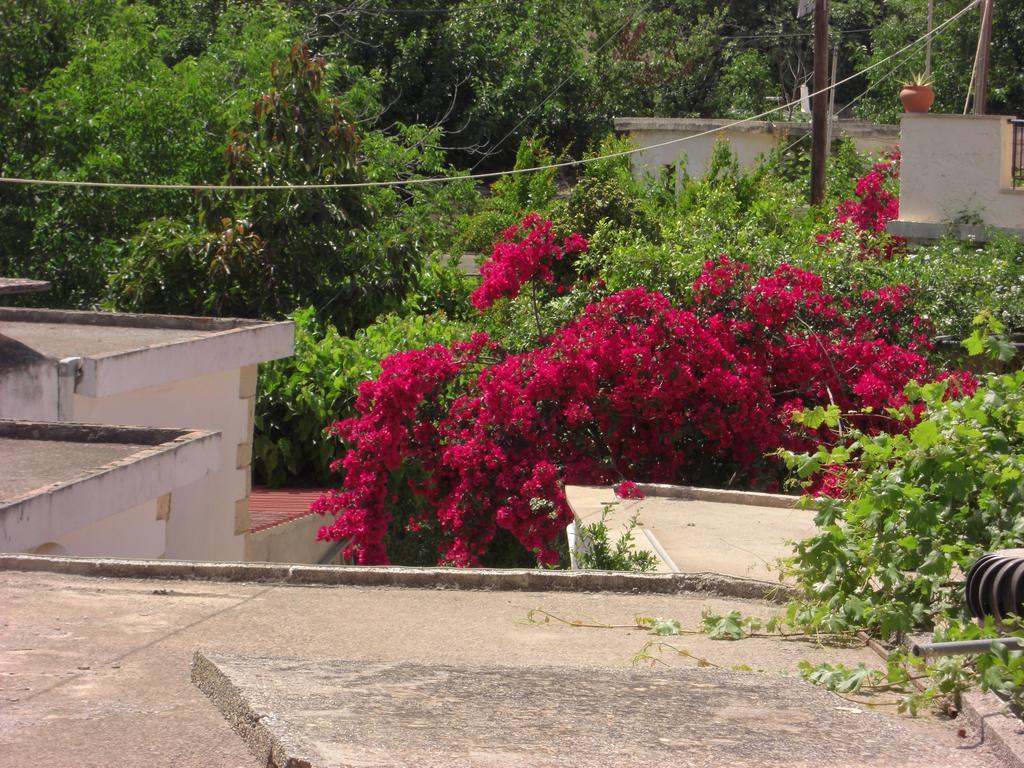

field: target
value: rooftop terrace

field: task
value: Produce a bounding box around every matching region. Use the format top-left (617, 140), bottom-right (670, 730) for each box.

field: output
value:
top-left (0, 421), bottom-right (219, 555)
top-left (1, 562), bottom-right (1013, 768)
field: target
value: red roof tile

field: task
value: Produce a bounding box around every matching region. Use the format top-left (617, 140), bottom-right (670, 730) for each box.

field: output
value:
top-left (248, 487), bottom-right (326, 533)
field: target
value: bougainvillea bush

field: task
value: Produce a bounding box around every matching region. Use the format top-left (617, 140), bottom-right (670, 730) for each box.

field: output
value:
top-left (815, 150), bottom-right (904, 259)
top-left (313, 215), bottom-right (937, 567)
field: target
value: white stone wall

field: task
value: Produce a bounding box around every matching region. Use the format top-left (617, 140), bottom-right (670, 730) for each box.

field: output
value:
top-left (897, 114), bottom-right (1024, 230)
top-left (616, 119), bottom-right (899, 185)
top-left (71, 367), bottom-right (253, 561)
top-left (627, 128), bottom-right (779, 182)
top-left (245, 513), bottom-right (337, 564)
top-left (42, 499), bottom-right (165, 559)
top-left (1, 427), bottom-right (217, 556)
top-left (0, 360), bottom-right (58, 421)
top-left (1, 314), bottom-right (292, 562)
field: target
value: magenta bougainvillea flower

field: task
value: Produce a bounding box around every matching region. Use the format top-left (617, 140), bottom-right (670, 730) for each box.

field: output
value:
top-left (471, 213), bottom-right (588, 310)
top-left (313, 219), bottom-right (939, 566)
top-left (614, 481), bottom-right (645, 500)
top-left (816, 151), bottom-right (904, 258)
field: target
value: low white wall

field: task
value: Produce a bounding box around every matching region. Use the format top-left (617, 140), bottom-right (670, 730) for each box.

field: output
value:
top-left (245, 514), bottom-right (337, 564)
top-left (0, 313), bottom-right (293, 562)
top-left (896, 114), bottom-right (1024, 231)
top-left (614, 118), bottom-right (899, 183)
top-left (1, 426), bottom-right (218, 556)
top-left (629, 127), bottom-right (778, 180)
top-left (48, 499), bottom-right (166, 559)
top-left (0, 360), bottom-right (57, 421)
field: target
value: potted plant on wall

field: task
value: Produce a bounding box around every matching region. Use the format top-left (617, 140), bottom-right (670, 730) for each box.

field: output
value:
top-left (900, 72), bottom-right (935, 113)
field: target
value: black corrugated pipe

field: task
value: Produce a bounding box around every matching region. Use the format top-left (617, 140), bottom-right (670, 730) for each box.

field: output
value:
top-left (909, 550), bottom-right (1024, 658)
top-left (965, 550), bottom-right (1024, 623)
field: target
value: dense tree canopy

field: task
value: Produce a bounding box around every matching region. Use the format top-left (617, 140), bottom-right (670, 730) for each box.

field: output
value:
top-left (1, 0), bottom-right (1019, 317)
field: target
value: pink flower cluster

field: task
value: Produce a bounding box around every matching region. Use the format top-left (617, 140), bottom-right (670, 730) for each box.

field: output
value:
top-left (314, 255), bottom-right (934, 567)
top-left (471, 214), bottom-right (588, 310)
top-left (817, 152), bottom-right (905, 258)
top-left (310, 336), bottom-right (490, 564)
top-left (614, 481), bottom-right (646, 500)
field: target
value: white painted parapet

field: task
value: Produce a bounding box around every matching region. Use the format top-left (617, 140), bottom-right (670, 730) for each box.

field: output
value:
top-left (0, 309), bottom-right (294, 561)
top-left (0, 421), bottom-right (219, 557)
top-left (889, 114), bottom-right (1024, 240)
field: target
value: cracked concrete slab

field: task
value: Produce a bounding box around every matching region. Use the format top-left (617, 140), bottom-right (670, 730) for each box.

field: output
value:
top-left (0, 570), bottom-right (1011, 768)
top-left (193, 652), bottom-right (997, 768)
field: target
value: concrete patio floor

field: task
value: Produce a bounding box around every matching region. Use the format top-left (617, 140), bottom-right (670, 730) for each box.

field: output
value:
top-left (0, 568), bottom-right (1008, 768)
top-left (567, 485), bottom-right (817, 580)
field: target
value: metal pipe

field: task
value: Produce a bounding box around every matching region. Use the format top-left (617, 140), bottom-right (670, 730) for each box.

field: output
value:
top-left (56, 357), bottom-right (82, 421)
top-left (911, 637), bottom-right (1024, 659)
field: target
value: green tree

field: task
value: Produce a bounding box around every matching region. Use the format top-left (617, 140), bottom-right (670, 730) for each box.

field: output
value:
top-left (849, 0), bottom-right (1023, 122)
top-left (198, 43), bottom-right (386, 327)
top-left (110, 44), bottom-right (477, 331)
top-left (2, 1), bottom-right (298, 306)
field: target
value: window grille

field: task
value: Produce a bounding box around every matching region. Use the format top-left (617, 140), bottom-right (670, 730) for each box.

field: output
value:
top-left (1012, 119), bottom-right (1024, 189)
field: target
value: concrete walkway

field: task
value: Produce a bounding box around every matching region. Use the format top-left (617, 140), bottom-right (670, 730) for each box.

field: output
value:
top-left (0, 569), bottom-right (1005, 768)
top-left (567, 485), bottom-right (818, 580)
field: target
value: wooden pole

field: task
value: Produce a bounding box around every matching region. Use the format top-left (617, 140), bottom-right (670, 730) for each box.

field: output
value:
top-left (811, 0), bottom-right (829, 205)
top-left (826, 45), bottom-right (838, 152)
top-left (925, 0), bottom-right (934, 77)
top-left (974, 0), bottom-right (994, 114)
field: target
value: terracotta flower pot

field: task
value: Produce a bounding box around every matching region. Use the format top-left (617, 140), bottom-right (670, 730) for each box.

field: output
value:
top-left (899, 84), bottom-right (935, 113)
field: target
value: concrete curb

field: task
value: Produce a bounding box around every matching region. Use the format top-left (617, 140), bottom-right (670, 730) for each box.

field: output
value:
top-left (959, 690), bottom-right (1024, 768)
top-left (863, 633), bottom-right (1024, 768)
top-left (191, 651), bottom-right (309, 768)
top-left (635, 482), bottom-right (811, 510)
top-left (194, 651), bottom-right (979, 768)
top-left (0, 553), bottom-right (799, 603)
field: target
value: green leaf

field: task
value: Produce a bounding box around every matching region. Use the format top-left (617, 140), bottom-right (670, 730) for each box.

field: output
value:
top-left (990, 337), bottom-right (1019, 363)
top-left (703, 611), bottom-right (745, 640)
top-left (963, 331), bottom-right (985, 356)
top-left (652, 618), bottom-right (682, 636)
top-left (910, 420), bottom-right (940, 449)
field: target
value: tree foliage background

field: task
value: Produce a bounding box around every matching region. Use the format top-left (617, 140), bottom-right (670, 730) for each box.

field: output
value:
top-left (0, 0), bottom-right (1019, 321)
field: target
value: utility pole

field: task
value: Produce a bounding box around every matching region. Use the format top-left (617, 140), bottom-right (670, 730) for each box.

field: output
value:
top-left (810, 0), bottom-right (829, 205)
top-left (826, 45), bottom-right (838, 153)
top-left (974, 0), bottom-right (994, 114)
top-left (925, 0), bottom-right (934, 77)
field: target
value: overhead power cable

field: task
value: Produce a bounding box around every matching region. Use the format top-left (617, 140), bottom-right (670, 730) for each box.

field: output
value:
top-left (322, 1), bottom-right (524, 15)
top-left (0, 0), bottom-right (981, 194)
top-left (719, 27), bottom-right (873, 40)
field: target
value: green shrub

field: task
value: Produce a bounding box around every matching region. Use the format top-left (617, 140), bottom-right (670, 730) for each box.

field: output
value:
top-left (593, 142), bottom-right (816, 299)
top-left (783, 363), bottom-right (1024, 637)
top-left (574, 505), bottom-right (658, 572)
top-left (453, 137), bottom-right (558, 255)
top-left (780, 320), bottom-right (1024, 713)
top-left (560, 175), bottom-right (659, 243)
top-left (800, 232), bottom-right (1024, 340)
top-left (254, 307), bottom-right (469, 487)
top-left (401, 253), bottom-right (476, 322)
